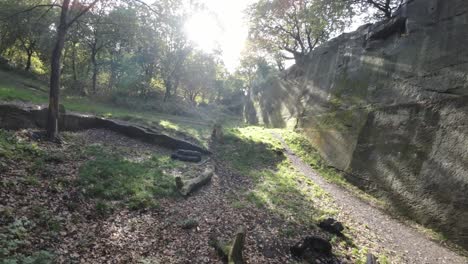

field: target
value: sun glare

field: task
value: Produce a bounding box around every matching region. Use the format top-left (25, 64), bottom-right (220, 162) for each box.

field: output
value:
top-left (185, 12), bottom-right (222, 53)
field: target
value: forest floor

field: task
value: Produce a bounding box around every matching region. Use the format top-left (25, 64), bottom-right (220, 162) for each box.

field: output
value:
top-left (2, 123), bottom-right (467, 263)
top-left (272, 132), bottom-right (468, 264)
top-left (1, 71), bottom-right (467, 263)
top-left (0, 125), bottom-right (355, 263)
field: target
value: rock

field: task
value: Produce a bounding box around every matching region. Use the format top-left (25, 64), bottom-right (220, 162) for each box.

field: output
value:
top-left (0, 104), bottom-right (210, 154)
top-left (211, 123), bottom-right (224, 143)
top-left (179, 218), bottom-right (198, 229)
top-left (367, 16), bottom-right (407, 41)
top-left (291, 236), bottom-right (332, 261)
top-left (59, 104), bottom-right (66, 114)
top-left (318, 218), bottom-right (344, 235)
top-left (248, 0), bottom-right (468, 249)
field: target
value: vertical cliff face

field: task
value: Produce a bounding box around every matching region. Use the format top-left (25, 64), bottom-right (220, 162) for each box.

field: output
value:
top-left (250, 0), bottom-right (468, 248)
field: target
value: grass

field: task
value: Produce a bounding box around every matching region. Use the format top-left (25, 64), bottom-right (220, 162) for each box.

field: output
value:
top-left (218, 126), bottom-right (337, 225)
top-left (279, 130), bottom-right (349, 186)
top-left (279, 130), bottom-right (386, 207)
top-left (0, 217), bottom-right (55, 263)
top-left (0, 69), bottom-right (219, 146)
top-left (217, 126), bottom-right (395, 262)
top-left (0, 130), bottom-right (43, 161)
top-left (78, 145), bottom-right (180, 211)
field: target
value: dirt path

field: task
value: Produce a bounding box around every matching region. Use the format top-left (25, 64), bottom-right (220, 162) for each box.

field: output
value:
top-left (273, 133), bottom-right (467, 264)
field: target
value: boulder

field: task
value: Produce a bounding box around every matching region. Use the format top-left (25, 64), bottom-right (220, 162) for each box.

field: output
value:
top-left (318, 218), bottom-right (344, 235)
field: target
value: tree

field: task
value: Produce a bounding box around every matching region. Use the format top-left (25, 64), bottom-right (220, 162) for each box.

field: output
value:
top-left (154, 0), bottom-right (191, 101)
top-left (0, 0), bottom-right (55, 71)
top-left (47, 0), bottom-right (100, 140)
top-left (180, 50), bottom-right (217, 103)
top-left (76, 2), bottom-right (117, 94)
top-left (357, 0), bottom-right (401, 19)
top-left (247, 0), bottom-right (353, 65)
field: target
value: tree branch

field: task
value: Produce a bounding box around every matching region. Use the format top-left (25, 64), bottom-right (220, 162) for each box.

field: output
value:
top-left (0, 4), bottom-right (61, 21)
top-left (66, 0), bottom-right (100, 28)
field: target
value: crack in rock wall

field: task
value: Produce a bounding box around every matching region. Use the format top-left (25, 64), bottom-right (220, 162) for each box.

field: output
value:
top-left (249, 0), bottom-right (468, 248)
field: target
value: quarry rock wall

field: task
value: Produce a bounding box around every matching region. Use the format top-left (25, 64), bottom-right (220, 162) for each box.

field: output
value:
top-left (250, 0), bottom-right (468, 248)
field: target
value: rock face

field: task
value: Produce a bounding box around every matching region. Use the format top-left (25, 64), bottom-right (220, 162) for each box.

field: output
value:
top-left (248, 0), bottom-right (468, 248)
top-left (0, 104), bottom-right (210, 154)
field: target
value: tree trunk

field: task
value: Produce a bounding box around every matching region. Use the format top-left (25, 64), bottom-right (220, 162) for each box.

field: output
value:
top-left (164, 79), bottom-right (172, 102)
top-left (173, 77), bottom-right (179, 97)
top-left (71, 42), bottom-right (77, 81)
top-left (25, 50), bottom-right (33, 71)
top-left (211, 227), bottom-right (246, 264)
top-left (91, 50), bottom-right (98, 94)
top-left (175, 166), bottom-right (213, 196)
top-left (47, 0), bottom-right (71, 140)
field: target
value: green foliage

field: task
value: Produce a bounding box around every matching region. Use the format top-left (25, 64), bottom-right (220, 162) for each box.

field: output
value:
top-left (78, 146), bottom-right (178, 210)
top-left (280, 130), bottom-right (384, 207)
top-left (178, 218), bottom-right (199, 229)
top-left (247, 0), bottom-right (353, 61)
top-left (0, 130), bottom-right (43, 160)
top-left (94, 201), bottom-right (114, 217)
top-left (280, 131), bottom-right (349, 186)
top-left (218, 127), bottom-right (336, 225)
top-left (0, 217), bottom-right (54, 264)
top-left (219, 127), bottom-right (283, 175)
top-left (31, 207), bottom-right (62, 233)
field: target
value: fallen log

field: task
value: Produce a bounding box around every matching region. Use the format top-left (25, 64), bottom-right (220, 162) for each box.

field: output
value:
top-left (175, 165), bottom-right (214, 196)
top-left (211, 227), bottom-right (246, 264)
top-left (366, 253), bottom-right (378, 264)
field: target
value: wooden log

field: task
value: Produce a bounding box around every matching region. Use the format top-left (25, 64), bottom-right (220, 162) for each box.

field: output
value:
top-left (228, 227), bottom-right (245, 264)
top-left (211, 226), bottom-right (246, 264)
top-left (175, 166), bottom-right (213, 196)
top-left (366, 253), bottom-right (378, 264)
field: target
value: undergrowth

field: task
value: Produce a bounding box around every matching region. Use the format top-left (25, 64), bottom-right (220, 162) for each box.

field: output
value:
top-left (217, 126), bottom-right (393, 263)
top-left (279, 130), bottom-right (386, 207)
top-left (78, 145), bottom-right (179, 211)
top-left (0, 130), bottom-right (43, 161)
top-left (218, 127), bottom-right (336, 225)
top-left (0, 218), bottom-right (55, 264)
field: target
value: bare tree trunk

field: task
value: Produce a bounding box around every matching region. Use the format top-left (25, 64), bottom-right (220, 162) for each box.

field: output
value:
top-left (25, 50), bottom-right (32, 71)
top-left (71, 42), bottom-right (77, 81)
top-left (47, 0), bottom-right (71, 140)
top-left (92, 59), bottom-right (98, 94)
top-left (164, 79), bottom-right (172, 102)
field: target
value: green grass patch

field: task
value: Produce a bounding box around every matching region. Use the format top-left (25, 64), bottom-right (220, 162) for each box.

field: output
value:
top-left (219, 127), bottom-right (284, 175)
top-left (78, 145), bottom-right (179, 210)
top-left (0, 130), bottom-right (43, 161)
top-left (0, 217), bottom-right (55, 263)
top-left (279, 130), bottom-right (349, 186)
top-left (218, 126), bottom-right (336, 225)
top-left (0, 69), bottom-right (215, 146)
top-left (279, 130), bottom-right (387, 207)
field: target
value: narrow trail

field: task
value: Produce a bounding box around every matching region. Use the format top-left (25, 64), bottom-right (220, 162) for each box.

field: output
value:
top-left (272, 133), bottom-right (467, 264)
